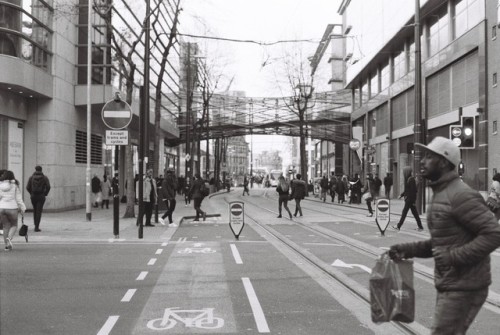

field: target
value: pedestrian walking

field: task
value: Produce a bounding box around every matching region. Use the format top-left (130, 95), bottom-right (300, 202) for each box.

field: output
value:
top-left (100, 175), bottom-right (111, 209)
top-left (189, 174), bottom-right (207, 221)
top-left (349, 174), bottom-right (362, 204)
top-left (242, 175), bottom-right (250, 196)
top-left (177, 175), bottom-right (185, 195)
top-left (329, 175), bottom-right (338, 203)
top-left (26, 165), bottom-right (51, 232)
top-left (383, 172), bottom-right (393, 198)
top-left (159, 168), bottom-right (178, 227)
top-left (487, 173), bottom-right (500, 220)
top-left (0, 170), bottom-right (26, 251)
top-left (337, 175), bottom-right (347, 204)
top-left (184, 177), bottom-right (191, 206)
top-left (320, 175), bottom-right (329, 202)
top-left (373, 174), bottom-right (382, 198)
top-left (137, 169), bottom-right (157, 227)
top-left (290, 173), bottom-right (306, 217)
top-left (91, 174), bottom-right (101, 208)
top-left (392, 167), bottom-right (424, 231)
top-left (362, 173), bottom-right (376, 217)
top-left (276, 176), bottom-right (293, 219)
top-left (388, 136), bottom-right (500, 335)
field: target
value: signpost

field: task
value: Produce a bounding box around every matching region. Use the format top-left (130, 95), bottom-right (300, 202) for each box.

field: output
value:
top-left (101, 94), bottom-right (133, 239)
top-left (375, 198), bottom-right (390, 236)
top-left (229, 201), bottom-right (245, 239)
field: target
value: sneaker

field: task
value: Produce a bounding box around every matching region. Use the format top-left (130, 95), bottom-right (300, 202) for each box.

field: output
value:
top-left (417, 228), bottom-right (424, 232)
top-left (193, 219), bottom-right (200, 222)
top-left (202, 212), bottom-right (207, 221)
top-left (6, 238), bottom-right (12, 250)
top-left (170, 223), bottom-right (178, 227)
top-left (159, 218), bottom-right (166, 225)
top-left (4, 246), bottom-right (9, 251)
top-left (34, 228), bottom-right (41, 232)
top-left (366, 213), bottom-right (373, 217)
top-left (392, 225), bottom-right (400, 231)
top-left (277, 215), bottom-right (282, 218)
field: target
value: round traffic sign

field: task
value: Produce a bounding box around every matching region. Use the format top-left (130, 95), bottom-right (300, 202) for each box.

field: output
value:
top-left (349, 138), bottom-right (361, 151)
top-left (101, 99), bottom-right (133, 130)
top-left (377, 199), bottom-right (389, 212)
top-left (231, 203), bottom-right (243, 216)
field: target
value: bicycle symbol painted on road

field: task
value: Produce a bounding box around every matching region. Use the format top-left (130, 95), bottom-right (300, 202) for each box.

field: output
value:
top-left (177, 247), bottom-right (216, 254)
top-left (146, 307), bottom-right (225, 330)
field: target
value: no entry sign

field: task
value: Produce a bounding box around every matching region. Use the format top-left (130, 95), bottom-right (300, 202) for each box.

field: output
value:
top-left (101, 98), bottom-right (133, 130)
top-left (375, 198), bottom-right (391, 235)
top-left (229, 201), bottom-right (244, 239)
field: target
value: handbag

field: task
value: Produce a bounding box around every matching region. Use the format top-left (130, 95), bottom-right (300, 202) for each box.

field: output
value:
top-left (18, 216), bottom-right (28, 242)
top-left (370, 254), bottom-right (415, 323)
top-left (362, 192), bottom-right (373, 202)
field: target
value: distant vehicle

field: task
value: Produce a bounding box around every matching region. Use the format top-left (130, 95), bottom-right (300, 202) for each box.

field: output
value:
top-left (252, 167), bottom-right (269, 184)
top-left (269, 169), bottom-right (283, 187)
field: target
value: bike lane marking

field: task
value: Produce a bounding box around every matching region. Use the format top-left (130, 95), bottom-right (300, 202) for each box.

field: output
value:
top-left (121, 289), bottom-right (137, 302)
top-left (96, 315), bottom-right (119, 335)
top-left (230, 244), bottom-right (243, 264)
top-left (155, 248), bottom-right (163, 255)
top-left (147, 258), bottom-right (157, 265)
top-left (242, 277), bottom-right (270, 333)
top-left (136, 271), bottom-right (148, 281)
top-left (131, 241), bottom-right (237, 334)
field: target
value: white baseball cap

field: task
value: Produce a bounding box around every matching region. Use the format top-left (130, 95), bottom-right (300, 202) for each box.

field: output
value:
top-left (415, 136), bottom-right (461, 167)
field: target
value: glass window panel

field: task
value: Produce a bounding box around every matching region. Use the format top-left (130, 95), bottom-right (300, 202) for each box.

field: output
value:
top-left (370, 72), bottom-right (379, 97)
top-left (454, 11), bottom-right (467, 38)
top-left (408, 42), bottom-right (415, 71)
top-left (362, 80), bottom-right (369, 103)
top-left (381, 62), bottom-right (390, 90)
top-left (468, 0), bottom-right (481, 27)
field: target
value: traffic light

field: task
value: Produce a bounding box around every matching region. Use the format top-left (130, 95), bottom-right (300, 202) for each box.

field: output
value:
top-left (458, 161), bottom-right (465, 176)
top-left (449, 116), bottom-right (475, 149)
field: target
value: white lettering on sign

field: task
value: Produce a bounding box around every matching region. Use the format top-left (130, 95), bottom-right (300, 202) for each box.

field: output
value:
top-left (103, 110), bottom-right (131, 118)
top-left (147, 308), bottom-right (224, 330)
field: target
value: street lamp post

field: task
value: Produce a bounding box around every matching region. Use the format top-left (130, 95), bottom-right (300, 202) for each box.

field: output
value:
top-left (293, 83), bottom-right (313, 189)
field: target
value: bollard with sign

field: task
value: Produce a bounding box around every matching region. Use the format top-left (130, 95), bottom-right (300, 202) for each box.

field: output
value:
top-left (229, 201), bottom-right (245, 239)
top-left (375, 198), bottom-right (391, 236)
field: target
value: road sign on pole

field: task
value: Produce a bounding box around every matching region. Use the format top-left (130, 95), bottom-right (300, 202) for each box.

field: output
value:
top-left (375, 198), bottom-right (390, 235)
top-left (229, 201), bottom-right (244, 239)
top-left (101, 97), bottom-right (133, 130)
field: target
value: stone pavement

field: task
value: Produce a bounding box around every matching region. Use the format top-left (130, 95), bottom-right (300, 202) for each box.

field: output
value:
top-left (12, 189), bottom-right (425, 243)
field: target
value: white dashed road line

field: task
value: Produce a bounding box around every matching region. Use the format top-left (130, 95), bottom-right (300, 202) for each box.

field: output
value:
top-left (136, 271), bottom-right (148, 281)
top-left (242, 277), bottom-right (270, 333)
top-left (96, 316), bottom-right (119, 335)
top-left (155, 248), bottom-right (163, 255)
top-left (148, 258), bottom-right (157, 265)
top-left (230, 244), bottom-right (243, 264)
top-left (121, 289), bottom-right (137, 302)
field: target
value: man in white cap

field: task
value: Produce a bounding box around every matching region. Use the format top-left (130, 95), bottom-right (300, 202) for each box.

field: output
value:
top-left (388, 136), bottom-right (500, 334)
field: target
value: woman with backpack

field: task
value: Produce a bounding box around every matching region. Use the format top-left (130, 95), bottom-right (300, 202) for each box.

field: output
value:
top-left (0, 170), bottom-right (26, 251)
top-left (276, 176), bottom-right (293, 219)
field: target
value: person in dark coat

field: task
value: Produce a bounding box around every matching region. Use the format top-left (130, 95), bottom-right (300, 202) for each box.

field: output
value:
top-left (136, 169), bottom-right (157, 227)
top-left (242, 175), bottom-right (250, 196)
top-left (349, 174), bottom-right (362, 204)
top-left (91, 174), bottom-right (101, 208)
top-left (26, 165), bottom-right (51, 232)
top-left (276, 176), bottom-right (292, 219)
top-left (290, 173), bottom-right (306, 217)
top-left (392, 167), bottom-right (424, 231)
top-left (363, 173), bottom-right (376, 217)
top-left (383, 172), bottom-right (393, 198)
top-left (160, 168), bottom-right (178, 227)
top-left (320, 175), bottom-right (329, 202)
top-left (373, 174), bottom-right (382, 198)
top-left (336, 175), bottom-right (347, 204)
top-left (389, 137), bottom-right (500, 335)
top-left (329, 175), bottom-right (338, 203)
top-left (189, 174), bottom-right (207, 221)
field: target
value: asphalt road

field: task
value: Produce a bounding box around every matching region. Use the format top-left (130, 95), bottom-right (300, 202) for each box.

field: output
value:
top-left (1, 188), bottom-right (500, 334)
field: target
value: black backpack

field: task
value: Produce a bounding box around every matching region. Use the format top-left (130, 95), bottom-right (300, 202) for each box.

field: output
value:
top-left (31, 177), bottom-right (45, 194)
top-left (200, 182), bottom-right (209, 197)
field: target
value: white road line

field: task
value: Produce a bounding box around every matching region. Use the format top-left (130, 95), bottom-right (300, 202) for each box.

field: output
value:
top-left (136, 271), bottom-right (148, 281)
top-left (148, 258), bottom-right (157, 265)
top-left (121, 289), bottom-right (137, 302)
top-left (242, 277), bottom-right (270, 333)
top-left (303, 242), bottom-right (343, 246)
top-left (155, 249), bottom-right (163, 255)
top-left (230, 244), bottom-right (243, 264)
top-left (97, 315), bottom-right (119, 335)
top-left (161, 242), bottom-right (168, 246)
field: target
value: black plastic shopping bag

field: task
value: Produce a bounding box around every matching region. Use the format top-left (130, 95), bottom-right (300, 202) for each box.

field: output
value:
top-left (370, 253), bottom-right (414, 323)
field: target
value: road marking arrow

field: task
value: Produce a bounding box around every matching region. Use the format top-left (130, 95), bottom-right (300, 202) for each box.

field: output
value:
top-left (331, 259), bottom-right (372, 274)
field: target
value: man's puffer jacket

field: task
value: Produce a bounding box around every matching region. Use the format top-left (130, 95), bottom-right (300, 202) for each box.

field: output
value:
top-left (398, 171), bottom-right (500, 291)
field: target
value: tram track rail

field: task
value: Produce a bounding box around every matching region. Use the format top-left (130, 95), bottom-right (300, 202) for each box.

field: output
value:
top-left (219, 193), bottom-right (426, 334)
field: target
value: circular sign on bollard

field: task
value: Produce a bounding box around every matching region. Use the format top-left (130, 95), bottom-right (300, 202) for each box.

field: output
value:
top-left (375, 198), bottom-right (390, 235)
top-left (101, 98), bottom-right (133, 130)
top-left (229, 201), bottom-right (244, 239)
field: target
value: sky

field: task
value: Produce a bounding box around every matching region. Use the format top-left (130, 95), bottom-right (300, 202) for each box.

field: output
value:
top-left (180, 0), bottom-right (343, 154)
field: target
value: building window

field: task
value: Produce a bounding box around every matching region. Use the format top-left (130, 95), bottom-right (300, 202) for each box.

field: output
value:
top-left (393, 49), bottom-right (406, 81)
top-left (494, 73), bottom-right (498, 87)
top-left (453, 0), bottom-right (482, 39)
top-left (362, 80), bottom-right (369, 104)
top-left (370, 72), bottom-right (379, 97)
top-left (380, 61), bottom-right (390, 90)
top-left (75, 130), bottom-right (103, 164)
top-left (493, 120), bottom-right (498, 135)
top-left (427, 5), bottom-right (449, 57)
top-left (493, 26), bottom-right (498, 40)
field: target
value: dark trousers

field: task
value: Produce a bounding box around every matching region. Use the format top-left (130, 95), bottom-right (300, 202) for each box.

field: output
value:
top-left (31, 195), bottom-right (46, 228)
top-left (243, 185), bottom-right (249, 195)
top-left (366, 199), bottom-right (373, 215)
top-left (101, 200), bottom-right (109, 209)
top-left (397, 201), bottom-right (423, 229)
top-left (138, 201), bottom-right (153, 225)
top-left (385, 187), bottom-right (391, 199)
top-left (193, 197), bottom-right (205, 219)
top-left (278, 196), bottom-right (292, 217)
top-left (162, 199), bottom-right (176, 223)
top-left (294, 198), bottom-right (303, 216)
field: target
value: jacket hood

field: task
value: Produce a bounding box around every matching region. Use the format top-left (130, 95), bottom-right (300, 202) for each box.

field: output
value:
top-left (0, 180), bottom-right (15, 192)
top-left (292, 179), bottom-right (306, 185)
